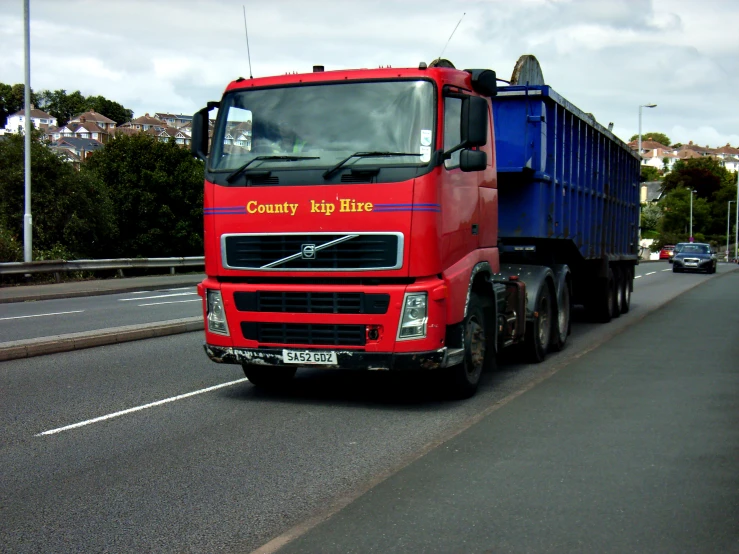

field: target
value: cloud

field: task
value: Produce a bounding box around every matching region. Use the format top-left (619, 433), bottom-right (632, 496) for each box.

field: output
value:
top-left (0, 0), bottom-right (737, 147)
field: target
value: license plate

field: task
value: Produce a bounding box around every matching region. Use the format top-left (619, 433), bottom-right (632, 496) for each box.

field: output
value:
top-left (282, 350), bottom-right (338, 365)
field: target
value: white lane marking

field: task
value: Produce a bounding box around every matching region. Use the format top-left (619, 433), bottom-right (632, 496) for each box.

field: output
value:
top-left (634, 275), bottom-right (642, 279)
top-left (119, 292), bottom-right (198, 302)
top-left (0, 310), bottom-right (84, 321)
top-left (36, 378), bottom-right (250, 437)
top-left (138, 299), bottom-right (201, 307)
top-left (646, 271), bottom-right (657, 276)
top-left (130, 287), bottom-right (193, 295)
top-left (662, 269), bottom-right (671, 272)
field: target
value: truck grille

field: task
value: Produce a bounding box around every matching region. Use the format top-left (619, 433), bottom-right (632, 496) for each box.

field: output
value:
top-left (222, 233), bottom-right (401, 271)
top-left (233, 291), bottom-right (390, 314)
top-left (241, 322), bottom-right (366, 346)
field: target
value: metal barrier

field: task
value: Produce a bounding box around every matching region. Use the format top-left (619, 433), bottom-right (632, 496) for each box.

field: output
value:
top-left (0, 257), bottom-right (204, 276)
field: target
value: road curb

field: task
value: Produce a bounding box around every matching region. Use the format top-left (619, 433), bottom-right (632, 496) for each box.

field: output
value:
top-left (0, 317), bottom-right (203, 362)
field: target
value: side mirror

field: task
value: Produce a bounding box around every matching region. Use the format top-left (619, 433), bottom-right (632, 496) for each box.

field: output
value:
top-left (460, 149), bottom-right (486, 172)
top-left (191, 101), bottom-right (219, 161)
top-left (461, 96), bottom-right (488, 148)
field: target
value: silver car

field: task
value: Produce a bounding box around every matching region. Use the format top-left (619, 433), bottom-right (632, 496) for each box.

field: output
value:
top-left (672, 242), bottom-right (717, 274)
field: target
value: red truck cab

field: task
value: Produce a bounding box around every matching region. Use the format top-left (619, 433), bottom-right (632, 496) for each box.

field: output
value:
top-left (192, 63), bottom-right (513, 397)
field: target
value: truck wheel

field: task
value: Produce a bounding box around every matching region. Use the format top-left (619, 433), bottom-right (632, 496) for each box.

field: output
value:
top-left (525, 284), bottom-right (552, 362)
top-left (446, 293), bottom-right (488, 399)
top-left (242, 364), bottom-right (296, 389)
top-left (620, 267), bottom-right (632, 314)
top-left (551, 282), bottom-right (570, 352)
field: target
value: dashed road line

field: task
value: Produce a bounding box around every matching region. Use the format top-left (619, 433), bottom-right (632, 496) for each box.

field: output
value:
top-left (138, 299), bottom-right (201, 307)
top-left (119, 292), bottom-right (198, 302)
top-left (0, 310), bottom-right (84, 321)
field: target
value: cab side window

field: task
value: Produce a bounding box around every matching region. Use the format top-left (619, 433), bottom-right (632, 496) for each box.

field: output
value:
top-left (444, 96), bottom-right (462, 169)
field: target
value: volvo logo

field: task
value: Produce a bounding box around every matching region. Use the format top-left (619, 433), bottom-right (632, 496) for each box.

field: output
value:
top-left (301, 244), bottom-right (316, 259)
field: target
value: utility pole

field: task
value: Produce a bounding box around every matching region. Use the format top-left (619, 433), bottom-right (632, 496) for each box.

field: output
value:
top-left (23, 0), bottom-right (32, 262)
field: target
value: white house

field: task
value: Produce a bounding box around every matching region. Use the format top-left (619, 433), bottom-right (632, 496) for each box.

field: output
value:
top-left (4, 105), bottom-right (57, 134)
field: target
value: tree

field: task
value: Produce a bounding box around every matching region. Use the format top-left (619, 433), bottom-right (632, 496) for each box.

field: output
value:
top-left (0, 83), bottom-right (40, 128)
top-left (641, 166), bottom-right (661, 182)
top-left (661, 157), bottom-right (731, 199)
top-left (0, 132), bottom-right (116, 261)
top-left (37, 89), bottom-right (87, 127)
top-left (640, 203), bottom-right (662, 232)
top-left (657, 187), bottom-right (711, 238)
top-left (83, 133), bottom-right (204, 257)
top-left (84, 95), bottom-right (133, 126)
top-left (628, 132), bottom-right (671, 146)
top-left (36, 89), bottom-right (134, 127)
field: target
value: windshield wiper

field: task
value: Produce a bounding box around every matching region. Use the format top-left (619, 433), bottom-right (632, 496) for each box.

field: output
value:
top-left (226, 155), bottom-right (319, 184)
top-left (322, 151), bottom-right (422, 180)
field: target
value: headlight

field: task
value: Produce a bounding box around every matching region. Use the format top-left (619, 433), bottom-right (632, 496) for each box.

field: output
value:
top-left (206, 289), bottom-right (230, 336)
top-left (398, 292), bottom-right (427, 339)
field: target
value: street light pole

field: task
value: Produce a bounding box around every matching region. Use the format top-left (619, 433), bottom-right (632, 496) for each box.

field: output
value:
top-left (637, 103), bottom-right (657, 244)
top-left (735, 171), bottom-right (738, 261)
top-left (728, 200), bottom-right (735, 261)
top-left (23, 0), bottom-right (32, 263)
top-left (689, 189), bottom-right (696, 242)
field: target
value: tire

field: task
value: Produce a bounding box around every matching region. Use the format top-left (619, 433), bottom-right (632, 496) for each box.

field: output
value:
top-left (620, 266), bottom-right (632, 314)
top-left (588, 269), bottom-right (615, 323)
top-left (525, 283), bottom-right (553, 362)
top-left (242, 364), bottom-right (296, 389)
top-left (612, 268), bottom-right (623, 319)
top-left (672, 266), bottom-right (680, 273)
top-left (446, 293), bottom-right (489, 399)
top-left (551, 281), bottom-right (570, 352)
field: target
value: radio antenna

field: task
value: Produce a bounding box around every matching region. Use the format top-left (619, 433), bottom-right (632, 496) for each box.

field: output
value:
top-left (438, 12), bottom-right (465, 60)
top-left (243, 5), bottom-right (253, 79)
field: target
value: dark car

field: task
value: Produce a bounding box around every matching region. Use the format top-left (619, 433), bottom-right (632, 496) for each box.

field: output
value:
top-left (672, 242), bottom-right (717, 273)
top-left (659, 245), bottom-right (675, 261)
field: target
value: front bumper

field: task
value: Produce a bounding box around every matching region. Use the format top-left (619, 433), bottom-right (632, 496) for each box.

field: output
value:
top-left (204, 344), bottom-right (464, 371)
top-left (673, 258), bottom-right (713, 271)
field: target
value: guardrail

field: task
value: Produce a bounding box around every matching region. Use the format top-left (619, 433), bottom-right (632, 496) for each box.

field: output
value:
top-left (0, 257), bottom-right (204, 276)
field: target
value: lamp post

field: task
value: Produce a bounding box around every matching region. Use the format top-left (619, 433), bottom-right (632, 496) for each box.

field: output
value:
top-left (689, 189), bottom-right (697, 242)
top-left (637, 104), bottom-right (657, 244)
top-left (728, 200), bottom-right (735, 261)
top-left (637, 103), bottom-right (657, 162)
top-left (735, 171), bottom-right (739, 261)
top-left (23, 0), bottom-right (32, 263)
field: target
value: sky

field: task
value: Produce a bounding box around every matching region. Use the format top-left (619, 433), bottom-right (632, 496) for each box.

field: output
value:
top-left (1, 0), bottom-right (738, 148)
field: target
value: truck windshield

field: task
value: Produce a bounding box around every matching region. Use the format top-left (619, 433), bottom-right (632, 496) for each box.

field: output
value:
top-left (209, 80), bottom-right (435, 175)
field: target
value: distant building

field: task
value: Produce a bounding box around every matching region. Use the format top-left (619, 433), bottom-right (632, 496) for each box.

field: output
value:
top-left (3, 105), bottom-right (57, 134)
top-left (640, 181), bottom-right (664, 203)
top-left (154, 113), bottom-right (193, 129)
top-left (120, 113), bottom-right (167, 132)
top-left (48, 136), bottom-right (104, 169)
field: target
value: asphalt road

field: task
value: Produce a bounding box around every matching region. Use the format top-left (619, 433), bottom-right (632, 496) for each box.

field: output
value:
top-left (0, 286), bottom-right (201, 342)
top-left (0, 261), bottom-right (679, 343)
top-left (1, 264), bottom-right (737, 553)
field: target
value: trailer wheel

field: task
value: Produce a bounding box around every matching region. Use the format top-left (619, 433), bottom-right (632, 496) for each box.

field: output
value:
top-left (446, 293), bottom-right (488, 399)
top-left (613, 268), bottom-right (623, 319)
top-left (551, 281), bottom-right (570, 352)
top-left (620, 267), bottom-right (632, 314)
top-left (242, 364), bottom-right (296, 389)
top-left (525, 284), bottom-right (552, 362)
top-left (588, 269), bottom-right (615, 323)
